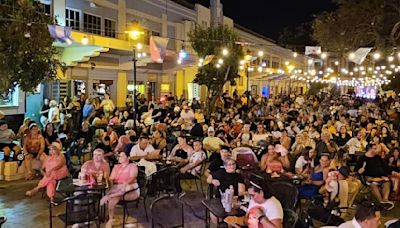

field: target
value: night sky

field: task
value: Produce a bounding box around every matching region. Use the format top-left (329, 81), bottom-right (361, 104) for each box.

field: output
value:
top-left (185, 0), bottom-right (336, 41)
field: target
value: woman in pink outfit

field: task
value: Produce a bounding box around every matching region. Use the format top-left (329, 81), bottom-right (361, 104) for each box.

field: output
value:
top-left (25, 142), bottom-right (69, 201)
top-left (101, 152), bottom-right (139, 228)
top-left (81, 148), bottom-right (110, 183)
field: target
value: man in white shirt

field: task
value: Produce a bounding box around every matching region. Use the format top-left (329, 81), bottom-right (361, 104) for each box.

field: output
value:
top-left (130, 135), bottom-right (156, 161)
top-left (338, 201), bottom-right (381, 228)
top-left (345, 131), bottom-right (367, 154)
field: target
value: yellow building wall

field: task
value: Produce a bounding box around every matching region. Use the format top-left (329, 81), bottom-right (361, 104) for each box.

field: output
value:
top-left (175, 66), bottom-right (198, 98)
top-left (116, 71), bottom-right (127, 108)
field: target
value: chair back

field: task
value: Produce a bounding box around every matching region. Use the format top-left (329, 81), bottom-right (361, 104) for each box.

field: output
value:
top-left (154, 166), bottom-right (178, 193)
top-left (150, 195), bottom-right (184, 228)
top-left (236, 153), bottom-right (258, 169)
top-left (0, 217), bottom-right (6, 227)
top-left (64, 192), bottom-right (102, 225)
top-left (283, 208), bottom-right (298, 228)
top-left (271, 181), bottom-right (299, 210)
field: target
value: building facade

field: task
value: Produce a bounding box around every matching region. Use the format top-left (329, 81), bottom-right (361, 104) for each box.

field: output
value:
top-left (1, 0), bottom-right (308, 125)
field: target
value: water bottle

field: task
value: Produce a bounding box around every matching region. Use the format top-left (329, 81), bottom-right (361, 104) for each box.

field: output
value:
top-left (225, 185), bottom-right (234, 213)
top-left (162, 148), bottom-right (167, 160)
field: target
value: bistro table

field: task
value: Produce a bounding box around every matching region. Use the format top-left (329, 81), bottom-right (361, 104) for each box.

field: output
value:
top-left (202, 198), bottom-right (246, 228)
top-left (56, 179), bottom-right (109, 222)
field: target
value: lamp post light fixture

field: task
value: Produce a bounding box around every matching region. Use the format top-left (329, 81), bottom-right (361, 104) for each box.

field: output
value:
top-left (126, 23), bottom-right (144, 130)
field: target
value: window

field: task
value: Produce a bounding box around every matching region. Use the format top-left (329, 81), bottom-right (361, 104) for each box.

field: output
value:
top-left (271, 61), bottom-right (280, 69)
top-left (143, 30), bottom-right (160, 44)
top-left (84, 13), bottom-right (101, 35)
top-left (37, 2), bottom-right (51, 15)
top-left (104, 19), bottom-right (116, 38)
top-left (66, 9), bottom-right (80, 30)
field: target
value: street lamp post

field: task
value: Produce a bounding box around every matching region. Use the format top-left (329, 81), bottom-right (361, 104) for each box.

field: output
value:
top-left (132, 47), bottom-right (138, 129)
top-left (126, 24), bottom-right (144, 130)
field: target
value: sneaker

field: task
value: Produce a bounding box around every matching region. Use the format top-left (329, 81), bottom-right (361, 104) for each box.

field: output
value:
top-left (178, 191), bottom-right (186, 199)
top-left (380, 201), bottom-right (394, 210)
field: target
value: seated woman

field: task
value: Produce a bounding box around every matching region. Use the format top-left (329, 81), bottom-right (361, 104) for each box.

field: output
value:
top-left (23, 123), bottom-right (46, 180)
top-left (225, 177), bottom-right (283, 227)
top-left (81, 148), bottom-right (110, 183)
top-left (299, 153), bottom-right (331, 199)
top-left (168, 135), bottom-right (193, 162)
top-left (101, 152), bottom-right (139, 228)
top-left (25, 142), bottom-right (69, 201)
top-left (259, 144), bottom-right (290, 172)
top-left (295, 146), bottom-right (316, 177)
top-left (150, 129), bottom-right (167, 151)
top-left (42, 122), bottom-right (62, 155)
top-left (207, 158), bottom-right (245, 197)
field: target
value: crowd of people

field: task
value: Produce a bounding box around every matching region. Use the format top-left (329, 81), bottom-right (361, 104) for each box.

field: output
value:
top-left (1, 89), bottom-right (400, 227)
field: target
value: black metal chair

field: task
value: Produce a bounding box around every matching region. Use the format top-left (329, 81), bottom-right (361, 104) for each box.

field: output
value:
top-left (270, 181), bottom-right (299, 210)
top-left (49, 192), bottom-right (102, 228)
top-left (283, 208), bottom-right (298, 228)
top-left (150, 195), bottom-right (184, 228)
top-left (180, 160), bottom-right (206, 195)
top-left (154, 166), bottom-right (179, 196)
top-left (0, 217), bottom-right (6, 228)
top-left (117, 169), bottom-right (149, 227)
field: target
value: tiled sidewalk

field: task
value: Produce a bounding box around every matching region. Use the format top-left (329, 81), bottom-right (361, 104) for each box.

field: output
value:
top-left (1, 179), bottom-right (399, 228)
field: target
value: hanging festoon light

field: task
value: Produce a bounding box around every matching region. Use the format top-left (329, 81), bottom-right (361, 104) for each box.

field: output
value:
top-left (349, 52), bottom-right (356, 60)
top-left (388, 56), bottom-right (394, 62)
top-left (258, 50), bottom-right (264, 57)
top-left (373, 52), bottom-right (381, 60)
top-left (321, 52), bottom-right (328, 59)
top-left (222, 48), bottom-right (229, 56)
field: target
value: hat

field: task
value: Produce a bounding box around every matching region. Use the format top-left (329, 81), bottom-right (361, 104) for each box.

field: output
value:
top-left (208, 126), bottom-right (215, 132)
top-left (237, 119), bottom-right (243, 124)
top-left (215, 129), bottom-right (225, 135)
top-left (338, 166), bottom-right (350, 177)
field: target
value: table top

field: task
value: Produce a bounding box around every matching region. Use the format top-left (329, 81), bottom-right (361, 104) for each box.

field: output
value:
top-left (57, 179), bottom-right (108, 194)
top-left (202, 198), bottom-right (246, 219)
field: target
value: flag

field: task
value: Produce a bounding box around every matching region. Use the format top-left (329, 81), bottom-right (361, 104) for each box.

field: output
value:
top-left (149, 36), bottom-right (169, 63)
top-left (202, 55), bottom-right (215, 65)
top-left (47, 25), bottom-right (73, 44)
top-left (305, 46), bottom-right (322, 55)
top-left (350, 47), bottom-right (373, 65)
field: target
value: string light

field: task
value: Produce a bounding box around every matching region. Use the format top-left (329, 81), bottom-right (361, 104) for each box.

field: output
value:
top-left (222, 48), bottom-right (229, 56)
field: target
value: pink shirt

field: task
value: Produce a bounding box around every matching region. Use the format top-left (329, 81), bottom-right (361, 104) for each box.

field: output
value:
top-left (110, 163), bottom-right (137, 184)
top-left (81, 160), bottom-right (110, 178)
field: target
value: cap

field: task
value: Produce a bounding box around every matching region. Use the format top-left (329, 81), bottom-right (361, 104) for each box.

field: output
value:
top-left (208, 126), bottom-right (215, 132)
top-left (237, 119), bottom-right (243, 124)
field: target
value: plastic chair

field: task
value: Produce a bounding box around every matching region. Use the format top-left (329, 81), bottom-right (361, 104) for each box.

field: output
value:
top-left (150, 195), bottom-right (184, 228)
top-left (271, 181), bottom-right (299, 210)
top-left (49, 192), bottom-right (102, 228)
top-left (236, 153), bottom-right (258, 169)
top-left (117, 169), bottom-right (149, 227)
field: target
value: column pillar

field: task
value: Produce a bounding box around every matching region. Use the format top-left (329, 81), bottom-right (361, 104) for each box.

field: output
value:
top-left (117, 71), bottom-right (127, 108)
top-left (117, 0), bottom-right (127, 40)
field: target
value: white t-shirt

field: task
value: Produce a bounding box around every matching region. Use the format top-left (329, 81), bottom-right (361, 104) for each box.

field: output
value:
top-left (188, 150), bottom-right (206, 175)
top-left (248, 197), bottom-right (283, 221)
top-left (130, 144), bottom-right (155, 157)
top-left (295, 156), bottom-right (315, 170)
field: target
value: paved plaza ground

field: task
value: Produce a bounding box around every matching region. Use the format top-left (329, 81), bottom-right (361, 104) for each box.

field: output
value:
top-left (0, 179), bottom-right (399, 228)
